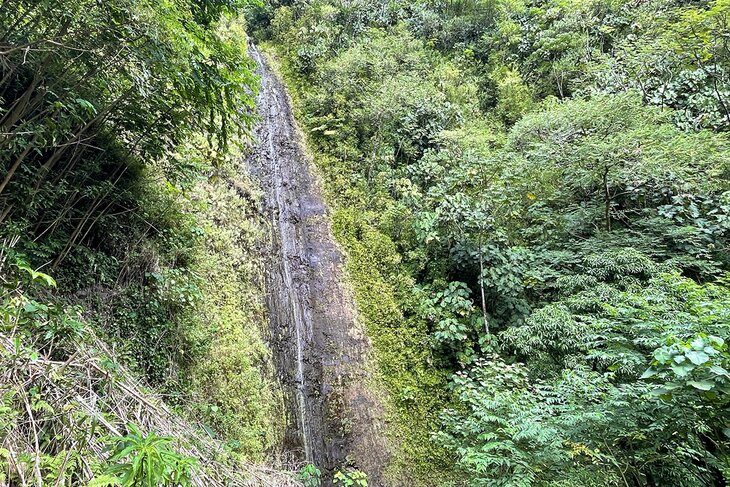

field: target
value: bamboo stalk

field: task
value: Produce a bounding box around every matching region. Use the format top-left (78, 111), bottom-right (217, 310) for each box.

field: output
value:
top-left (0, 136), bottom-right (35, 195)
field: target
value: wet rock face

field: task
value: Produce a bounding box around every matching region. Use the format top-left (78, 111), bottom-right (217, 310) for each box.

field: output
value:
top-left (244, 45), bottom-right (390, 486)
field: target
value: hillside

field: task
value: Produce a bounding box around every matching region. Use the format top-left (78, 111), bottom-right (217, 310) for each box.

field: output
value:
top-left (0, 1), bottom-right (299, 485)
top-left (247, 0), bottom-right (730, 485)
top-left (2, 0), bottom-right (730, 486)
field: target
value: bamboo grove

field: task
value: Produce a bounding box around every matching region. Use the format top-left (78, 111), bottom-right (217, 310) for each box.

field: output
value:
top-left (0, 0), bottom-right (255, 275)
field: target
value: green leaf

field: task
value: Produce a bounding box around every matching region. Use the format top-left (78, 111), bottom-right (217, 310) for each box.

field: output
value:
top-left (75, 98), bottom-right (97, 114)
top-left (710, 365), bottom-right (730, 377)
top-left (653, 348), bottom-right (672, 362)
top-left (639, 367), bottom-right (656, 379)
top-left (671, 363), bottom-right (694, 377)
top-left (704, 346), bottom-right (718, 356)
top-left (87, 475), bottom-right (122, 487)
top-left (685, 350), bottom-right (710, 365)
top-left (687, 380), bottom-right (714, 391)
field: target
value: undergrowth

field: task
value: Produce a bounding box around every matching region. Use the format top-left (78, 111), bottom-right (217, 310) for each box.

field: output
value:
top-left (0, 248), bottom-right (299, 486)
top-left (259, 45), bottom-right (458, 486)
top-left (55, 132), bottom-right (287, 463)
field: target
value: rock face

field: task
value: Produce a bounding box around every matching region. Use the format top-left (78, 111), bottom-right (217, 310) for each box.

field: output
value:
top-left (245, 45), bottom-right (390, 486)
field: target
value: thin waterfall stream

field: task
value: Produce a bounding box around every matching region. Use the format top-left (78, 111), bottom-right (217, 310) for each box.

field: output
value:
top-left (244, 44), bottom-right (390, 485)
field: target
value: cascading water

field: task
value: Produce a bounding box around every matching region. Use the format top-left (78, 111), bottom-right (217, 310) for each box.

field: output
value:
top-left (244, 44), bottom-right (390, 485)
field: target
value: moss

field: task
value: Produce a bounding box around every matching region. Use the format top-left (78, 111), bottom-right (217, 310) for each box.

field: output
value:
top-left (185, 168), bottom-right (284, 461)
top-left (332, 208), bottom-right (455, 484)
top-left (80, 135), bottom-right (286, 463)
top-left (261, 44), bottom-right (459, 485)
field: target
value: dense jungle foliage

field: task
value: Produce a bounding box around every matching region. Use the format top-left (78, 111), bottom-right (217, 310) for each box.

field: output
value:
top-left (0, 0), bottom-right (290, 483)
top-left (248, 0), bottom-right (730, 485)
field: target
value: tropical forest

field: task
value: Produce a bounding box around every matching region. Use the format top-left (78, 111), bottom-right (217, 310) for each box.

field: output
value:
top-left (1, 0), bottom-right (729, 486)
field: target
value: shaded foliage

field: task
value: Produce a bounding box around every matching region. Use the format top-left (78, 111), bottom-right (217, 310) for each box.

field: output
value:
top-left (257, 0), bottom-right (730, 484)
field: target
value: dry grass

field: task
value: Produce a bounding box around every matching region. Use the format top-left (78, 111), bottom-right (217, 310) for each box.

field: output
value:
top-left (0, 322), bottom-right (301, 487)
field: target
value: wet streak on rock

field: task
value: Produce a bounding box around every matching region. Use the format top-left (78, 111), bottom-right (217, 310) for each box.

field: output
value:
top-left (244, 45), bottom-right (390, 485)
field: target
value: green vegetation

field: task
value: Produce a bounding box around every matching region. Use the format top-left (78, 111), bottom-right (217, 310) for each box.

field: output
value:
top-left (0, 256), bottom-right (296, 486)
top-left (250, 0), bottom-right (730, 485)
top-left (0, 0), bottom-right (289, 483)
top-left (333, 469), bottom-right (368, 487)
top-left (4, 0), bottom-right (730, 484)
top-left (297, 464), bottom-right (322, 487)
top-left (184, 165), bottom-right (283, 458)
top-left (104, 424), bottom-right (197, 487)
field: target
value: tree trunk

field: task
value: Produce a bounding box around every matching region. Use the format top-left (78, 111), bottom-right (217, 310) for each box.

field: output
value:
top-left (478, 238), bottom-right (489, 336)
top-left (603, 165), bottom-right (611, 232)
